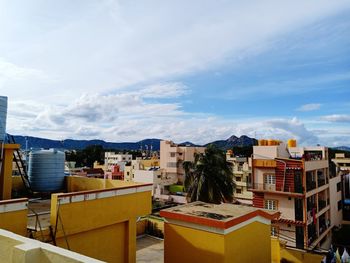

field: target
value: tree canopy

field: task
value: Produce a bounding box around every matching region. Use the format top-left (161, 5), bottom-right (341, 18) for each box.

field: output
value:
top-left (183, 144), bottom-right (235, 204)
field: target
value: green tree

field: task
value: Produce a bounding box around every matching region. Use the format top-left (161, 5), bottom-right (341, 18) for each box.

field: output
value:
top-left (183, 144), bottom-right (235, 204)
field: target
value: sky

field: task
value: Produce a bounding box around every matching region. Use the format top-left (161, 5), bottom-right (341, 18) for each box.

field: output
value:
top-left (1, 0), bottom-right (350, 146)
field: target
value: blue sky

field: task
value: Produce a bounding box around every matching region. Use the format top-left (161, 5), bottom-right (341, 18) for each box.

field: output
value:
top-left (1, 0), bottom-right (350, 146)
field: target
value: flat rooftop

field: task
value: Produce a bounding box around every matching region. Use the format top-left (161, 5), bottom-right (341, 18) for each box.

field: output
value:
top-left (160, 201), bottom-right (279, 230)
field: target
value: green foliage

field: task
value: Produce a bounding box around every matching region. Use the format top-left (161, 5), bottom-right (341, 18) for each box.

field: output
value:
top-left (183, 144), bottom-right (235, 204)
top-left (169, 184), bottom-right (185, 193)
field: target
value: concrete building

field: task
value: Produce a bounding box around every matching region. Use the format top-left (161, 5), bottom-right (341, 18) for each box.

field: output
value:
top-left (251, 140), bottom-right (342, 250)
top-left (160, 140), bottom-right (205, 185)
top-left (332, 153), bottom-right (350, 221)
top-left (104, 152), bottom-right (132, 172)
top-left (0, 141), bottom-right (152, 263)
top-left (226, 150), bottom-right (253, 205)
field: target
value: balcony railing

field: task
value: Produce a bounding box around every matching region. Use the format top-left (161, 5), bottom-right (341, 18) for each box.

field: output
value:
top-left (318, 200), bottom-right (327, 211)
top-left (318, 179), bottom-right (326, 187)
top-left (252, 183), bottom-right (302, 194)
top-left (306, 181), bottom-right (316, 192)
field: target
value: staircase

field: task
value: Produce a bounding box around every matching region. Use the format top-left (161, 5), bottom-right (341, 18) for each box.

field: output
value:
top-left (6, 134), bottom-right (32, 195)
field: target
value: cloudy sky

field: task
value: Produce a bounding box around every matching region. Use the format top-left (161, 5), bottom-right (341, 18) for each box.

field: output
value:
top-left (1, 0), bottom-right (350, 146)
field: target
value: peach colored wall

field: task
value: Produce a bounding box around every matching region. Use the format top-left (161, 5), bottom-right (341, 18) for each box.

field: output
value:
top-left (329, 176), bottom-right (342, 227)
top-left (265, 194), bottom-right (295, 220)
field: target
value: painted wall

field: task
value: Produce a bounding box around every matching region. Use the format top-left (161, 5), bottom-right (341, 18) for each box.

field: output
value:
top-left (224, 220), bottom-right (271, 263)
top-left (0, 198), bottom-right (27, 236)
top-left (164, 223), bottom-right (225, 263)
top-left (0, 229), bottom-right (103, 263)
top-left (52, 177), bottom-right (152, 263)
top-left (271, 237), bottom-right (323, 263)
top-left (0, 144), bottom-right (20, 200)
top-left (329, 175), bottom-right (342, 227)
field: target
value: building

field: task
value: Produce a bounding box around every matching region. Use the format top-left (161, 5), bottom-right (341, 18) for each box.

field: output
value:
top-left (160, 140), bottom-right (205, 185)
top-left (226, 150), bottom-right (253, 205)
top-left (104, 152), bottom-right (132, 172)
top-left (332, 153), bottom-right (350, 221)
top-left (251, 140), bottom-right (342, 250)
top-left (0, 141), bottom-right (152, 262)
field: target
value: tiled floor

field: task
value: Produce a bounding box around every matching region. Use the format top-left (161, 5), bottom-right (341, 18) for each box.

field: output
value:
top-left (136, 235), bottom-right (164, 263)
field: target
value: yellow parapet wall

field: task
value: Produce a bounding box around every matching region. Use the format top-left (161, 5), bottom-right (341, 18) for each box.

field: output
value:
top-left (0, 229), bottom-right (104, 263)
top-left (0, 198), bottom-right (28, 236)
top-left (66, 175), bottom-right (142, 192)
top-left (51, 177), bottom-right (152, 263)
top-left (271, 237), bottom-right (324, 263)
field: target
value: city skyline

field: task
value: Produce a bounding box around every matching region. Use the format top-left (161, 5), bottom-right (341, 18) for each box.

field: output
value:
top-left (1, 1), bottom-right (349, 146)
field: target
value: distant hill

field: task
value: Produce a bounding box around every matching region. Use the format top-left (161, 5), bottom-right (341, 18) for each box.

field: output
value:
top-left (333, 146), bottom-right (350, 152)
top-left (8, 134), bottom-right (258, 151)
top-left (206, 135), bottom-right (258, 150)
top-left (9, 135), bottom-right (162, 151)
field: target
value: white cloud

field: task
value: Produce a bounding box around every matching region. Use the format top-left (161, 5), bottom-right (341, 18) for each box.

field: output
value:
top-left (296, 103), bottom-right (321, 112)
top-left (320, 114), bottom-right (350, 123)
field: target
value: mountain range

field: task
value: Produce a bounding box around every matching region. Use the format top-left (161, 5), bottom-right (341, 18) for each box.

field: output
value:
top-left (9, 134), bottom-right (257, 151)
top-left (8, 134), bottom-right (350, 152)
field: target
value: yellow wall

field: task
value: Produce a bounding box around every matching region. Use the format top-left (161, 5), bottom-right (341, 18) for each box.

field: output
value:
top-left (0, 144), bottom-right (20, 200)
top-left (164, 223), bottom-right (225, 263)
top-left (0, 229), bottom-right (103, 263)
top-left (0, 210), bottom-right (27, 236)
top-left (66, 176), bottom-right (141, 192)
top-left (0, 198), bottom-right (27, 236)
top-left (224, 221), bottom-right (271, 263)
top-left (271, 237), bottom-right (323, 263)
top-left (51, 186), bottom-right (151, 263)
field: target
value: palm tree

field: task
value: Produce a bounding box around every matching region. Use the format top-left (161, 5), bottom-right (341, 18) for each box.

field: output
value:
top-left (183, 144), bottom-right (235, 204)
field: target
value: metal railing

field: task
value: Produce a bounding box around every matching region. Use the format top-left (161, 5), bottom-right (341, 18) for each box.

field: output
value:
top-left (251, 183), bottom-right (302, 194)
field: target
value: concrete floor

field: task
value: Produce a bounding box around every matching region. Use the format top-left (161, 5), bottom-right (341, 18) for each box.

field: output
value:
top-left (136, 235), bottom-right (164, 263)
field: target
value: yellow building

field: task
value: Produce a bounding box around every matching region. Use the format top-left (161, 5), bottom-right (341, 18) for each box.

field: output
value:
top-left (160, 201), bottom-right (280, 263)
top-left (0, 141), bottom-right (153, 263)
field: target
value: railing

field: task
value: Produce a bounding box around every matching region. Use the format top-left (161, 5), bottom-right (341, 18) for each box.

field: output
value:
top-left (318, 200), bottom-right (327, 211)
top-left (251, 183), bottom-right (302, 194)
top-left (318, 179), bottom-right (326, 187)
top-left (306, 181), bottom-right (316, 192)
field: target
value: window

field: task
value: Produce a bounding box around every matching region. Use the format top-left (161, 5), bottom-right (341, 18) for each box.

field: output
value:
top-left (338, 200), bottom-right (342, 211)
top-left (337, 182), bottom-right (341, 192)
top-left (271, 226), bottom-right (279, 237)
top-left (236, 176), bottom-right (242, 182)
top-left (127, 172), bottom-right (130, 175)
top-left (236, 188), bottom-right (242, 194)
top-left (264, 174), bottom-right (276, 185)
top-left (170, 152), bottom-right (176, 157)
top-left (264, 199), bottom-right (277, 210)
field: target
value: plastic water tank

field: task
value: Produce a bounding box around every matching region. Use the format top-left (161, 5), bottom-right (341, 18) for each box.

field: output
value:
top-left (287, 139), bottom-right (297, 148)
top-left (0, 96), bottom-right (7, 141)
top-left (28, 149), bottom-right (66, 192)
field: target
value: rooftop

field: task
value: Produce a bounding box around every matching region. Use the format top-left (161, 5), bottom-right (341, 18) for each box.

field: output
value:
top-left (160, 201), bottom-right (279, 230)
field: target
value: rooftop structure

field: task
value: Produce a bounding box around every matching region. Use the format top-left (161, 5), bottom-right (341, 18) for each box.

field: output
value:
top-left (0, 140), bottom-right (152, 262)
top-left (251, 140), bottom-right (342, 250)
top-left (161, 201), bottom-right (281, 263)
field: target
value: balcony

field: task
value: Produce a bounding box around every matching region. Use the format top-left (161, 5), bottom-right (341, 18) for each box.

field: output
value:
top-left (251, 183), bottom-right (303, 195)
top-left (306, 181), bottom-right (316, 192)
top-left (318, 199), bottom-right (327, 211)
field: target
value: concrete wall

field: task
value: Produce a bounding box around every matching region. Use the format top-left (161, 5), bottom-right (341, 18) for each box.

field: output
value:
top-left (265, 193), bottom-right (295, 219)
top-left (0, 229), bottom-right (103, 263)
top-left (52, 176), bottom-right (152, 263)
top-left (0, 198), bottom-right (27, 236)
top-left (224, 221), bottom-right (271, 263)
top-left (329, 175), bottom-right (342, 227)
top-left (271, 237), bottom-right (323, 263)
top-left (164, 223), bottom-right (225, 263)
